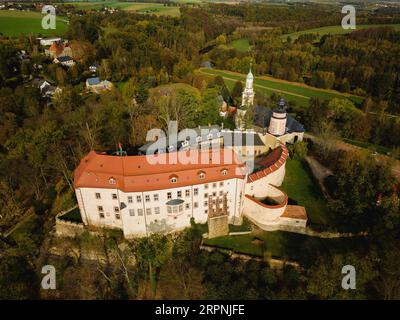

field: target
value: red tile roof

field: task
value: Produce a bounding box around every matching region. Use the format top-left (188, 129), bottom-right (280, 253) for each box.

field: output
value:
top-left (247, 143), bottom-right (288, 183)
top-left (74, 149), bottom-right (247, 192)
top-left (281, 205), bottom-right (307, 220)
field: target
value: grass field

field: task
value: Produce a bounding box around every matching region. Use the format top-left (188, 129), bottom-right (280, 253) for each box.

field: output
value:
top-left (63, 1), bottom-right (181, 16)
top-left (0, 11), bottom-right (68, 37)
top-left (281, 159), bottom-right (332, 225)
top-left (343, 138), bottom-right (399, 159)
top-left (199, 68), bottom-right (364, 108)
top-left (228, 38), bottom-right (250, 53)
top-left (282, 24), bottom-right (400, 41)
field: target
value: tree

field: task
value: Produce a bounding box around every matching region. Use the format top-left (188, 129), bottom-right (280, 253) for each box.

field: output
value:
top-left (231, 80), bottom-right (243, 105)
top-left (133, 234), bottom-right (172, 297)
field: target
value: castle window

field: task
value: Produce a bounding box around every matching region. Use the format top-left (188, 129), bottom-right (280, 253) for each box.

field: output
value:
top-left (145, 195), bottom-right (150, 202)
top-left (212, 192), bottom-right (216, 197)
top-left (185, 189), bottom-right (190, 197)
top-left (204, 184), bottom-right (208, 189)
top-left (108, 177), bottom-right (116, 185)
top-left (146, 208), bottom-right (151, 215)
top-left (177, 191), bottom-right (182, 198)
top-left (194, 202), bottom-right (198, 208)
top-left (166, 199), bottom-right (184, 217)
top-left (115, 214), bottom-right (120, 220)
top-left (220, 182), bottom-right (224, 187)
top-left (170, 175), bottom-right (178, 183)
top-left (213, 183), bottom-right (217, 188)
top-left (95, 193), bottom-right (101, 199)
top-left (221, 169), bottom-right (228, 176)
top-left (128, 196), bottom-right (133, 203)
top-left (114, 206), bottom-right (119, 213)
top-left (138, 209), bottom-right (143, 216)
top-left (204, 193), bottom-right (208, 199)
top-left (154, 207), bottom-right (160, 215)
top-left (198, 171), bottom-right (206, 180)
top-left (219, 191), bottom-right (223, 196)
top-left (204, 201), bottom-right (208, 207)
top-left (185, 203), bottom-right (190, 210)
top-left (167, 192), bottom-right (172, 199)
top-left (194, 188), bottom-right (198, 196)
top-left (154, 194), bottom-right (159, 201)
top-left (129, 209), bottom-right (135, 216)
top-left (98, 206), bottom-right (104, 212)
top-left (136, 195), bottom-right (142, 203)
top-left (112, 193), bottom-right (117, 200)
top-left (99, 212), bottom-right (105, 218)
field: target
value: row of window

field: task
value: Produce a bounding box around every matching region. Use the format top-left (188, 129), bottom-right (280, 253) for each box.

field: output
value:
top-left (95, 181), bottom-right (226, 202)
top-left (170, 169), bottom-right (227, 183)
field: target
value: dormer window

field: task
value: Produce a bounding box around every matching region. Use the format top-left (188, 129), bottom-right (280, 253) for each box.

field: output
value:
top-left (221, 169), bottom-right (228, 176)
top-left (108, 177), bottom-right (116, 185)
top-left (170, 175), bottom-right (178, 183)
top-left (196, 136), bottom-right (202, 143)
top-left (182, 140), bottom-right (189, 148)
top-left (168, 145), bottom-right (174, 152)
top-left (198, 171), bottom-right (206, 180)
top-left (207, 133), bottom-right (213, 140)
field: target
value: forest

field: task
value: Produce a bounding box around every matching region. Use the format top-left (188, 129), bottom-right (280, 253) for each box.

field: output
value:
top-left (0, 2), bottom-right (399, 300)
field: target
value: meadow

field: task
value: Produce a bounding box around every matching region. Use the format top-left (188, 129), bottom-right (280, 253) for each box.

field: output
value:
top-left (0, 10), bottom-right (68, 37)
top-left (282, 23), bottom-right (400, 41)
top-left (227, 38), bottom-right (250, 52)
top-left (199, 68), bottom-right (364, 108)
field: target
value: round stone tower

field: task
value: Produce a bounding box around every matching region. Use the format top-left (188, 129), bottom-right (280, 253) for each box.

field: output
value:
top-left (268, 97), bottom-right (287, 136)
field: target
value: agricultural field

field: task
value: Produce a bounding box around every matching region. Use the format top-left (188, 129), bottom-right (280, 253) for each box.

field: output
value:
top-left (63, 1), bottom-right (183, 16)
top-left (227, 38), bottom-right (250, 52)
top-left (0, 10), bottom-right (68, 37)
top-left (199, 68), bottom-right (364, 108)
top-left (282, 23), bottom-right (400, 41)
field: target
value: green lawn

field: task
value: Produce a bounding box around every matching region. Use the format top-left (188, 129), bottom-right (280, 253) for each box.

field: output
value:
top-left (0, 11), bottom-right (68, 37)
top-left (228, 38), bottom-right (250, 53)
top-left (199, 68), bottom-right (364, 108)
top-left (204, 230), bottom-right (369, 265)
top-left (282, 24), bottom-right (400, 41)
top-left (281, 158), bottom-right (331, 226)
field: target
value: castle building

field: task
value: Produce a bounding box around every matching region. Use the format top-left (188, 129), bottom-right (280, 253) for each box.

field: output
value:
top-left (72, 128), bottom-right (307, 238)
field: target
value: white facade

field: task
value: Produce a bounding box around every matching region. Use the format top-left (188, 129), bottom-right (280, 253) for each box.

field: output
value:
top-left (76, 177), bottom-right (245, 238)
top-left (268, 111), bottom-right (287, 136)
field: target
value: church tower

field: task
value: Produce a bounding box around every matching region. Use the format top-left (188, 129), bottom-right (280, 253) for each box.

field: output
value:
top-left (235, 67), bottom-right (255, 129)
top-left (241, 68), bottom-right (255, 108)
top-left (268, 97), bottom-right (287, 136)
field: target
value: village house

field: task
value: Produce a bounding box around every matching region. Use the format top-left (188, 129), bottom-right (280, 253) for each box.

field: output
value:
top-left (86, 77), bottom-right (113, 94)
top-left (54, 55), bottom-right (75, 67)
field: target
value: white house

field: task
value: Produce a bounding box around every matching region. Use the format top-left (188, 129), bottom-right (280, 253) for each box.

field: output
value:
top-left (39, 37), bottom-right (62, 46)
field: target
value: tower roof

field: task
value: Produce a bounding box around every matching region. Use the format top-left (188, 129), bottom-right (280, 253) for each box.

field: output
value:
top-left (247, 69), bottom-right (253, 80)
